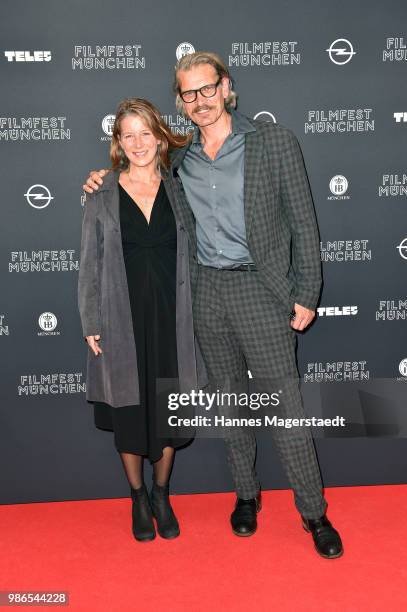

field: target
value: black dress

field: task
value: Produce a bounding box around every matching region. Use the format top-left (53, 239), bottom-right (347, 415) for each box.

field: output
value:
top-left (93, 180), bottom-right (192, 462)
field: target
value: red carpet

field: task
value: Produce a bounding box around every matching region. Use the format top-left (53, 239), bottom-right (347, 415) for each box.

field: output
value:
top-left (1, 485), bottom-right (406, 611)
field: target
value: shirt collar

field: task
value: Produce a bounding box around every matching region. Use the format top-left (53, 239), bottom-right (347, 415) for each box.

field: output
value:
top-left (191, 109), bottom-right (256, 145)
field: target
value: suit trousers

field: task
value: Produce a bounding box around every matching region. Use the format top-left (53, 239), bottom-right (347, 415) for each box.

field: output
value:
top-left (193, 265), bottom-right (327, 519)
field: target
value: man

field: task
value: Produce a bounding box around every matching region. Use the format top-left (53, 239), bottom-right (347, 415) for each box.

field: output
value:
top-left (84, 51), bottom-right (343, 559)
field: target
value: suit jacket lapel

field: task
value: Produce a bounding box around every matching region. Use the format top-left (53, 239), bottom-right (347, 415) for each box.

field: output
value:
top-left (168, 177), bottom-right (197, 255)
top-left (171, 144), bottom-right (190, 172)
top-left (169, 145), bottom-right (198, 254)
top-left (244, 128), bottom-right (263, 240)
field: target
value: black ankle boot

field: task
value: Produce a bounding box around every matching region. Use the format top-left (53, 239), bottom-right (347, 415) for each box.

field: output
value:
top-left (150, 482), bottom-right (180, 539)
top-left (130, 484), bottom-right (156, 542)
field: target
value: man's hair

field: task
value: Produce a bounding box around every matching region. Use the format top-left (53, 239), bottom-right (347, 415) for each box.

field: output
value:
top-left (173, 51), bottom-right (237, 115)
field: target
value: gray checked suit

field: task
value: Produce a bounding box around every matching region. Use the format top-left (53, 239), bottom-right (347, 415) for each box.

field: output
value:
top-left (166, 115), bottom-right (327, 519)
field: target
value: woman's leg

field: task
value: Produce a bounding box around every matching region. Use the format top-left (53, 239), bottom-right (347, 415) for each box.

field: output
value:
top-left (119, 451), bottom-right (144, 490)
top-left (119, 451), bottom-right (155, 541)
top-left (151, 447), bottom-right (180, 539)
top-left (152, 446), bottom-right (175, 486)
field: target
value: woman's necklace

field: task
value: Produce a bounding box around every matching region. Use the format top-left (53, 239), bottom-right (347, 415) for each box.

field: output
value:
top-left (127, 174), bottom-right (160, 207)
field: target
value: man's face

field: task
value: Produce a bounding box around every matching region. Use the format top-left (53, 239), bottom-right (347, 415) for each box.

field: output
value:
top-left (177, 64), bottom-right (230, 128)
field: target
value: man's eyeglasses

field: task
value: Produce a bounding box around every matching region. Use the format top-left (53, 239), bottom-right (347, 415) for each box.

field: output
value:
top-left (179, 77), bottom-right (222, 103)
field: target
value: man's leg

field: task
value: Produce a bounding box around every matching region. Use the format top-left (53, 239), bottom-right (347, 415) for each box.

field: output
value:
top-left (193, 266), bottom-right (260, 502)
top-left (222, 271), bottom-right (342, 556)
top-left (224, 271), bottom-right (325, 516)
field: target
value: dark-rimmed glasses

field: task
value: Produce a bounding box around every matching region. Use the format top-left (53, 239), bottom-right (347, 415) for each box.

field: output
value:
top-left (179, 77), bottom-right (222, 103)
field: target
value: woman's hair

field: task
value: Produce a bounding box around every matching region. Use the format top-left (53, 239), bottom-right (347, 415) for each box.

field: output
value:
top-left (110, 97), bottom-right (188, 171)
top-left (173, 51), bottom-right (237, 115)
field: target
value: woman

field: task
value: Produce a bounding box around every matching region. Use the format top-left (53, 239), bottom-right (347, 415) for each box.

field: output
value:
top-left (78, 98), bottom-right (206, 542)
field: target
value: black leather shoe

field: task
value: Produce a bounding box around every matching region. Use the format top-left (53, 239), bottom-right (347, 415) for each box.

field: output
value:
top-left (130, 484), bottom-right (156, 542)
top-left (150, 482), bottom-right (180, 539)
top-left (302, 515), bottom-right (343, 559)
top-left (230, 493), bottom-right (262, 537)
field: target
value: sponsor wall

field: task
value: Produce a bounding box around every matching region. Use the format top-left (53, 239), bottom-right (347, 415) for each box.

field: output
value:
top-left (1, 0), bottom-right (406, 503)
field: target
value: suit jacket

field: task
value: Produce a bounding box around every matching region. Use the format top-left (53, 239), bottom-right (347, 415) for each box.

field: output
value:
top-left (78, 169), bottom-right (207, 408)
top-left (166, 117), bottom-right (322, 314)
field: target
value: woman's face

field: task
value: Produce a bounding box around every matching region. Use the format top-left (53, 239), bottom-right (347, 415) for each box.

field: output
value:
top-left (118, 114), bottom-right (161, 169)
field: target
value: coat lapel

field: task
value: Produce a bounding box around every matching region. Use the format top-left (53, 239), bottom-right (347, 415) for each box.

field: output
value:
top-left (99, 169), bottom-right (121, 227)
top-left (244, 128), bottom-right (264, 240)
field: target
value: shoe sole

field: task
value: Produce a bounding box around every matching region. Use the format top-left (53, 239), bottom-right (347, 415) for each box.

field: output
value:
top-left (302, 523), bottom-right (344, 559)
top-left (157, 531), bottom-right (180, 540)
top-left (133, 533), bottom-right (156, 542)
top-left (232, 528), bottom-right (257, 537)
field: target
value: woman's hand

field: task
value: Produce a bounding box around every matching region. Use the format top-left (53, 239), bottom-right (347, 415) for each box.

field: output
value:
top-left (86, 334), bottom-right (103, 356)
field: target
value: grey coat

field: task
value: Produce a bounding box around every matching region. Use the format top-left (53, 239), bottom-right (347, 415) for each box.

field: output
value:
top-left (78, 169), bottom-right (207, 408)
top-left (169, 116), bottom-right (322, 313)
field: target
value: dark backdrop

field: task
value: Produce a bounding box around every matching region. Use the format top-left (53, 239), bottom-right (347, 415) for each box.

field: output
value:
top-left (1, 0), bottom-right (406, 504)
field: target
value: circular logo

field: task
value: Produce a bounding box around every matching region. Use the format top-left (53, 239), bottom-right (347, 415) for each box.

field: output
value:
top-left (399, 359), bottom-right (407, 377)
top-left (326, 39), bottom-right (356, 65)
top-left (176, 42), bottom-right (195, 61)
top-left (253, 111), bottom-right (276, 123)
top-left (397, 238), bottom-right (407, 260)
top-left (102, 114), bottom-right (115, 136)
top-left (38, 312), bottom-right (57, 332)
top-left (329, 175), bottom-right (349, 196)
top-left (24, 184), bottom-right (54, 209)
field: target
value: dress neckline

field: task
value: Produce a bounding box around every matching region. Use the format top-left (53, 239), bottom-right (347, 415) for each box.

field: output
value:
top-left (118, 180), bottom-right (162, 227)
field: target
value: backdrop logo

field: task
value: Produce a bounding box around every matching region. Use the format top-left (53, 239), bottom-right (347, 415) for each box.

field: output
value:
top-left (253, 111), bottom-right (276, 123)
top-left (328, 175), bottom-right (350, 200)
top-left (9, 250), bottom-right (79, 273)
top-left (397, 238), bottom-right (407, 260)
top-left (24, 185), bottom-right (54, 209)
top-left (0, 117), bottom-right (70, 141)
top-left (18, 372), bottom-right (86, 396)
top-left (72, 45), bottom-right (145, 70)
top-left (176, 42), bottom-right (195, 60)
top-left (326, 39), bottom-right (356, 65)
top-left (317, 306), bottom-right (358, 317)
top-left (161, 114), bottom-right (193, 136)
top-left (4, 51), bottom-right (51, 62)
top-left (379, 174), bottom-right (407, 197)
top-left (101, 114), bottom-right (115, 141)
top-left (304, 361), bottom-right (369, 382)
top-left (38, 312), bottom-right (59, 336)
top-left (399, 359), bottom-right (407, 377)
top-left (394, 112), bottom-right (407, 123)
top-left (376, 300), bottom-right (407, 321)
top-left (0, 315), bottom-right (9, 336)
top-left (383, 38), bottom-right (407, 62)
top-left (305, 109), bottom-right (374, 134)
top-left (320, 240), bottom-right (371, 262)
top-left (229, 41), bottom-right (300, 67)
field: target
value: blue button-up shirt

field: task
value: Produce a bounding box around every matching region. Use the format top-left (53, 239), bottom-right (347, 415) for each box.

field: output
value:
top-left (178, 109), bottom-right (256, 268)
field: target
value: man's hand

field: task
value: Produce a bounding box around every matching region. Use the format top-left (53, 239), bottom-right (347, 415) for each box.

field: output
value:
top-left (290, 303), bottom-right (315, 331)
top-left (82, 169), bottom-right (109, 194)
top-left (86, 334), bottom-right (103, 356)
